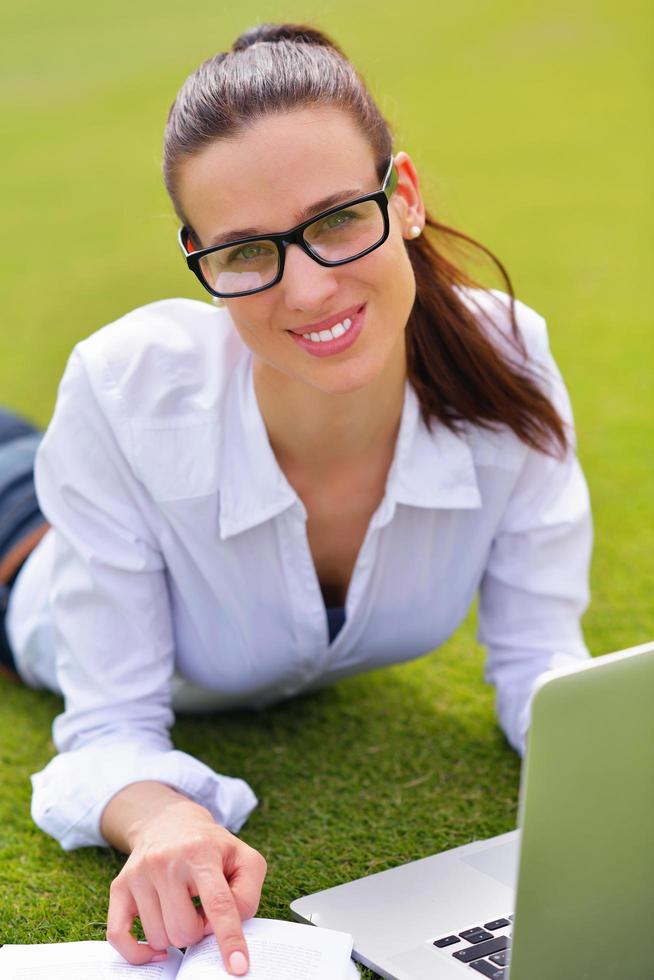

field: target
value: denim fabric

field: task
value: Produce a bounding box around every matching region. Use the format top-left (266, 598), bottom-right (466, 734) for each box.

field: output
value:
top-left (0, 409), bottom-right (44, 673)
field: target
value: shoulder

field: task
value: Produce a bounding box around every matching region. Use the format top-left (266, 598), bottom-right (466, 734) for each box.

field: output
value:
top-left (459, 286), bottom-right (564, 408)
top-left (45, 299), bottom-right (251, 501)
top-left (457, 287), bottom-right (551, 366)
top-left (455, 289), bottom-right (573, 465)
top-left (72, 298), bottom-right (248, 420)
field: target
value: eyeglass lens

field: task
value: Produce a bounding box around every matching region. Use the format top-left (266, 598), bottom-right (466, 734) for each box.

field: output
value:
top-left (198, 198), bottom-right (386, 296)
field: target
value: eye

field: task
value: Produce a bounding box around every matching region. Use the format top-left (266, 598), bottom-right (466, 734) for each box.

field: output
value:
top-left (224, 242), bottom-right (277, 265)
top-left (322, 209), bottom-right (357, 230)
top-left (307, 209), bottom-right (361, 241)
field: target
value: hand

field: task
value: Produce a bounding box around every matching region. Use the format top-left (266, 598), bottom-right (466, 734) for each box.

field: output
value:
top-left (102, 783), bottom-right (267, 976)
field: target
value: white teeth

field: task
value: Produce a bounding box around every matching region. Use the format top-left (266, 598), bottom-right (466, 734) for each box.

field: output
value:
top-left (302, 316), bottom-right (355, 343)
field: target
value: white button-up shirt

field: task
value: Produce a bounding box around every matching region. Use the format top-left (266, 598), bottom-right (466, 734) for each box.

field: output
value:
top-left (7, 292), bottom-right (592, 851)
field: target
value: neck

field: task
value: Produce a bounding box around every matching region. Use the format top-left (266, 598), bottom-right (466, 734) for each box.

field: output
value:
top-left (253, 340), bottom-right (407, 477)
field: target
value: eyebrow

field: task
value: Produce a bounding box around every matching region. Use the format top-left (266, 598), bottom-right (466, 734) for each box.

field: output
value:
top-left (206, 187), bottom-right (362, 247)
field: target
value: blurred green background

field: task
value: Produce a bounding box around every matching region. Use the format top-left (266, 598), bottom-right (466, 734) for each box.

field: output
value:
top-left (1, 0), bottom-right (652, 968)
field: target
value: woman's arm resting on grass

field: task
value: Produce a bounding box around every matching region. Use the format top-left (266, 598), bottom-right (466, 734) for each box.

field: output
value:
top-left (101, 781), bottom-right (267, 976)
top-left (478, 312), bottom-right (592, 754)
top-left (478, 455), bottom-right (591, 755)
top-left (29, 344), bottom-right (256, 849)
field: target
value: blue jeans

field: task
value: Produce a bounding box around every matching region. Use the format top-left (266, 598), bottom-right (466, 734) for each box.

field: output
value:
top-left (0, 409), bottom-right (45, 674)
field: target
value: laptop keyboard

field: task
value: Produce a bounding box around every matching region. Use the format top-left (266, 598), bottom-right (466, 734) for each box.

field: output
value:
top-left (432, 915), bottom-right (512, 978)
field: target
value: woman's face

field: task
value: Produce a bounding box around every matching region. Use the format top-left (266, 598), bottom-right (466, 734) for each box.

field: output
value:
top-left (176, 107), bottom-right (424, 396)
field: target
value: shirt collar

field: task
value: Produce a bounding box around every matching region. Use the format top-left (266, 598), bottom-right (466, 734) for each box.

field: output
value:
top-left (218, 354), bottom-right (298, 539)
top-left (385, 381), bottom-right (482, 514)
top-left (218, 359), bottom-right (481, 540)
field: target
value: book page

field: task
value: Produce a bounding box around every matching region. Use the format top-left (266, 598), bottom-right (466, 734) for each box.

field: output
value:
top-left (177, 918), bottom-right (354, 980)
top-left (0, 941), bottom-right (183, 980)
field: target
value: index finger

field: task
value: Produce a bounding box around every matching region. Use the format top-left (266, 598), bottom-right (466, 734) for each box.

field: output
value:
top-left (195, 872), bottom-right (250, 976)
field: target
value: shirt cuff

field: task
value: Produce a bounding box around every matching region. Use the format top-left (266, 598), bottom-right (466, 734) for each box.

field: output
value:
top-left (511, 649), bottom-right (593, 754)
top-left (30, 740), bottom-right (258, 850)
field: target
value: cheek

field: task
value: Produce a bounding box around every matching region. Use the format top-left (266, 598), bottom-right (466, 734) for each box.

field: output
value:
top-left (379, 238), bottom-right (416, 313)
top-left (225, 300), bottom-right (275, 349)
top-left (351, 233), bottom-right (414, 297)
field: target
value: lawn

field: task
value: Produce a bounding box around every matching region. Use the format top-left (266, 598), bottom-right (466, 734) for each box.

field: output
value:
top-left (1, 1), bottom-right (652, 977)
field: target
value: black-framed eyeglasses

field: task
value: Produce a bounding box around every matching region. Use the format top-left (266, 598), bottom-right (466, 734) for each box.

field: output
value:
top-left (178, 157), bottom-right (398, 299)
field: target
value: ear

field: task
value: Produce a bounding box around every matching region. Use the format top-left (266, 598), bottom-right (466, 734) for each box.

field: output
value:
top-left (180, 226), bottom-right (198, 254)
top-left (390, 151), bottom-right (426, 239)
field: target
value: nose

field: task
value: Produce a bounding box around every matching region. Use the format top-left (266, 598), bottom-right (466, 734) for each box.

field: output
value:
top-left (280, 243), bottom-right (339, 312)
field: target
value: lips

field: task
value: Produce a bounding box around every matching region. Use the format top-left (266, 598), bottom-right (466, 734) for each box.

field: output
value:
top-left (288, 302), bottom-right (363, 335)
top-left (288, 304), bottom-right (366, 358)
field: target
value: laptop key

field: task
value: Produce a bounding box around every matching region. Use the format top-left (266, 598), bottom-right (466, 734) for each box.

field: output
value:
top-left (453, 936), bottom-right (508, 962)
top-left (484, 918), bottom-right (511, 930)
top-left (469, 961), bottom-right (506, 979)
top-left (433, 935), bottom-right (461, 948)
top-left (489, 950), bottom-right (509, 966)
top-left (459, 928), bottom-right (494, 943)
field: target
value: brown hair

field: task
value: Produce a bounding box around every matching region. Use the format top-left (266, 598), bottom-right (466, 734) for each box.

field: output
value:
top-left (164, 23), bottom-right (567, 457)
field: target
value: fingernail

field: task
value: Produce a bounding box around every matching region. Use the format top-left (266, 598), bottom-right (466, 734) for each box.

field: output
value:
top-left (229, 950), bottom-right (249, 975)
top-left (152, 952), bottom-right (168, 962)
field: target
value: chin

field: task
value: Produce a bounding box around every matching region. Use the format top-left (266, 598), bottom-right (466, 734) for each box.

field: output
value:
top-left (305, 353), bottom-right (391, 396)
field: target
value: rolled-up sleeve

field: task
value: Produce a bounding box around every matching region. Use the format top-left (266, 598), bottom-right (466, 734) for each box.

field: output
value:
top-left (30, 346), bottom-right (257, 850)
top-left (478, 324), bottom-right (593, 755)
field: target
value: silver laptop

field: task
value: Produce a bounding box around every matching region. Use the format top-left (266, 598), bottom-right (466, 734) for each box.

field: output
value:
top-left (291, 641), bottom-right (654, 979)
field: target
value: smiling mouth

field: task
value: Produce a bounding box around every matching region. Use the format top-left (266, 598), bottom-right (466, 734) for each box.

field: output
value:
top-left (286, 303), bottom-right (366, 358)
top-left (300, 316), bottom-right (354, 344)
top-left (288, 303), bottom-right (363, 341)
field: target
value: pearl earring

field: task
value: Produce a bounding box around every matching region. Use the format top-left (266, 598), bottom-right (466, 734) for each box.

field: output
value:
top-left (212, 296), bottom-right (225, 308)
top-left (408, 225), bottom-right (422, 239)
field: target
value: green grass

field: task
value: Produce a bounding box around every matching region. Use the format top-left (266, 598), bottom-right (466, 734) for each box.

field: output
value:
top-left (1, 1), bottom-right (652, 976)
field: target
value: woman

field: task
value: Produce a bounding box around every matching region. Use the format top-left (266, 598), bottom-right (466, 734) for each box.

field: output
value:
top-left (1, 23), bottom-right (591, 977)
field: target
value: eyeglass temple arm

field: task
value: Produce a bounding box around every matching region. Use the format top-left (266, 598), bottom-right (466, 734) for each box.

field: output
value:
top-left (383, 155), bottom-right (398, 198)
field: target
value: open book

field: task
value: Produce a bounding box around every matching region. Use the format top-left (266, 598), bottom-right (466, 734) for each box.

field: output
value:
top-left (0, 918), bottom-right (360, 980)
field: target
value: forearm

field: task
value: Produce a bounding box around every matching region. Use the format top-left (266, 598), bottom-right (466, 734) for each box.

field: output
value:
top-left (100, 780), bottom-right (213, 853)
